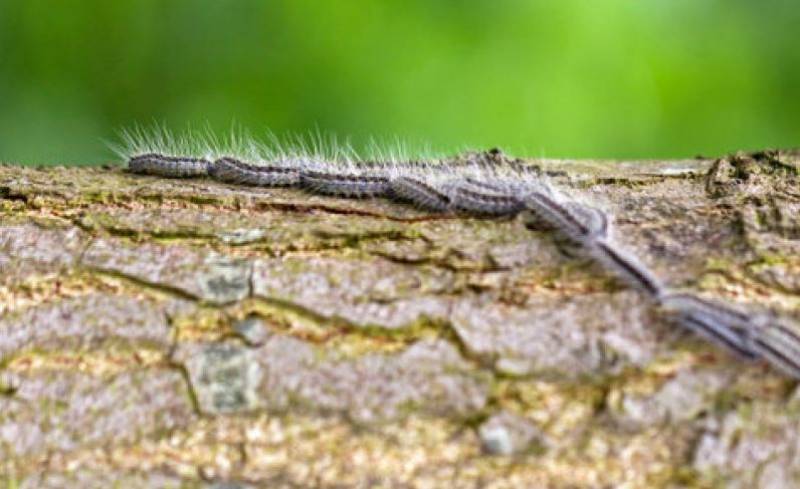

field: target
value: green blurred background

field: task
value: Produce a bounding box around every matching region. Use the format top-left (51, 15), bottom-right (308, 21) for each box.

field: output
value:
top-left (0, 0), bottom-right (798, 165)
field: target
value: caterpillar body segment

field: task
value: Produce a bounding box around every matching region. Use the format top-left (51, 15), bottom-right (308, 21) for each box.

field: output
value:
top-left (128, 153), bottom-right (210, 178)
top-left (522, 192), bottom-right (598, 243)
top-left (677, 313), bottom-right (759, 360)
top-left (210, 157), bottom-right (301, 186)
top-left (660, 294), bottom-right (758, 359)
top-left (748, 315), bottom-right (800, 378)
top-left (388, 176), bottom-right (452, 212)
top-left (588, 240), bottom-right (665, 299)
top-left (565, 203), bottom-right (610, 240)
top-left (661, 293), bottom-right (800, 376)
top-left (660, 294), bottom-right (752, 328)
top-left (300, 171), bottom-right (392, 198)
top-left (448, 183), bottom-right (525, 216)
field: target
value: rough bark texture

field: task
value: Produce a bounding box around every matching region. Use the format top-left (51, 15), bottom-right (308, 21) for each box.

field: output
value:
top-left (0, 150), bottom-right (799, 488)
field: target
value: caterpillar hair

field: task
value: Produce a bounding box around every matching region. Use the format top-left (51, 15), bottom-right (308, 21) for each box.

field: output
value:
top-left (115, 126), bottom-right (800, 379)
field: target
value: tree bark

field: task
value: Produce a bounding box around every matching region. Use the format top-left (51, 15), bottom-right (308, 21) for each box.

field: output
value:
top-left (1, 150), bottom-right (799, 487)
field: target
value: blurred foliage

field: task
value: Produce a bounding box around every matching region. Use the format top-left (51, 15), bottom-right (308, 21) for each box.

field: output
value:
top-left (0, 0), bottom-right (798, 165)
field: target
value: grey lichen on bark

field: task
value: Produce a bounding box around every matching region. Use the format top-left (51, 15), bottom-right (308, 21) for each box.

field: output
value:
top-left (0, 149), bottom-right (799, 487)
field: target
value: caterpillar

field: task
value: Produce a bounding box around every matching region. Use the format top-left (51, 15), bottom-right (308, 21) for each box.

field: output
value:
top-left (388, 176), bottom-right (452, 212)
top-left (660, 293), bottom-right (759, 359)
top-left (128, 153), bottom-right (211, 178)
top-left (300, 171), bottom-right (393, 198)
top-left (115, 126), bottom-right (800, 379)
top-left (587, 239), bottom-right (665, 299)
top-left (661, 293), bottom-right (800, 377)
top-left (209, 157), bottom-right (301, 186)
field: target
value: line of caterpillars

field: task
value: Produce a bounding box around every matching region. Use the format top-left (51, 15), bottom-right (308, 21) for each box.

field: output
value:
top-left (128, 151), bottom-right (800, 379)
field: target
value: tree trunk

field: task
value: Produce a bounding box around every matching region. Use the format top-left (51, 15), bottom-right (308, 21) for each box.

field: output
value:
top-left (1, 150), bottom-right (799, 488)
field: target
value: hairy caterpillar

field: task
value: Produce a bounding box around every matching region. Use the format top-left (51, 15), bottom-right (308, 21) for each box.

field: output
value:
top-left (209, 157), bottom-right (301, 186)
top-left (660, 294), bottom-right (759, 359)
top-left (115, 127), bottom-right (800, 379)
top-left (128, 153), bottom-right (211, 178)
top-left (301, 171), bottom-right (393, 198)
top-left (587, 240), bottom-right (664, 299)
top-left (662, 294), bottom-right (800, 377)
top-left (389, 176), bottom-right (452, 212)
